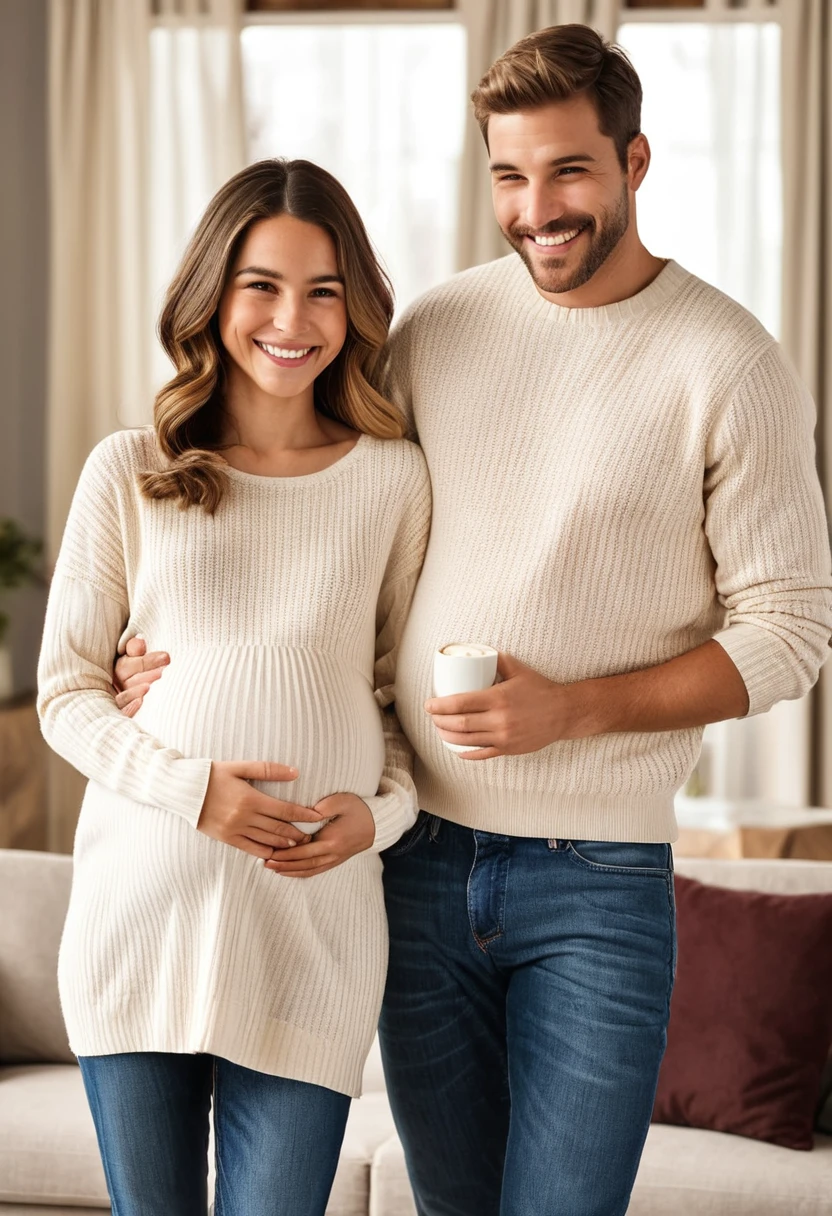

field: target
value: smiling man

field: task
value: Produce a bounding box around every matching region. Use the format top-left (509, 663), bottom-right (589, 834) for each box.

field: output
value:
top-left (372, 23), bottom-right (832, 1216)
top-left (114, 23), bottom-right (832, 1216)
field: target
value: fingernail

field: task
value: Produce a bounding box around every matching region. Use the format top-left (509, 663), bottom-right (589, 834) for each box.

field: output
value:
top-left (287, 840), bottom-right (296, 848)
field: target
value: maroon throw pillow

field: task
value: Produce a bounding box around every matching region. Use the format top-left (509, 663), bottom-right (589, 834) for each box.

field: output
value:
top-left (652, 873), bottom-right (832, 1150)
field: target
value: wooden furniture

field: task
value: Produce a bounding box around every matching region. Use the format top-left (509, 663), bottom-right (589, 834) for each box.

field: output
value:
top-left (0, 693), bottom-right (48, 850)
top-left (675, 796), bottom-right (832, 861)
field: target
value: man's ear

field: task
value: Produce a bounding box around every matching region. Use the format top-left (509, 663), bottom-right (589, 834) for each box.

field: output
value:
top-left (628, 133), bottom-right (651, 192)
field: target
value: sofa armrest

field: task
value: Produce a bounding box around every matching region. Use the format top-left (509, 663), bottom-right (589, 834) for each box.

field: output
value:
top-left (0, 849), bottom-right (74, 1064)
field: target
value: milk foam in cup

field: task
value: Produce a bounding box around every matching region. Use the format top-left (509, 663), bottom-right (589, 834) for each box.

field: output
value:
top-left (433, 643), bottom-right (499, 753)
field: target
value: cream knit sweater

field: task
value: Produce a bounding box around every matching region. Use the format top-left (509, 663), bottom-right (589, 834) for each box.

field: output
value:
top-left (387, 255), bottom-right (832, 841)
top-left (38, 427), bottom-right (430, 1096)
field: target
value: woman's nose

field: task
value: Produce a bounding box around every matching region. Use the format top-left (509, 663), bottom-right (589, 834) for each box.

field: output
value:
top-left (271, 295), bottom-right (307, 334)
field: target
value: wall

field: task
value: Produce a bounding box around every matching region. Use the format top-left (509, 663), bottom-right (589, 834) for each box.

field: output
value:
top-left (0, 0), bottom-right (49, 695)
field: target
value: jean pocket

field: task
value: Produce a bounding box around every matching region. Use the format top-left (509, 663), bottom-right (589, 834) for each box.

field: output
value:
top-left (383, 810), bottom-right (432, 858)
top-left (564, 840), bottom-right (673, 876)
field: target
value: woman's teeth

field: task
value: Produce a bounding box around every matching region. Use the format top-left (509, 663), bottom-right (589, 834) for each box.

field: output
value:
top-left (255, 341), bottom-right (312, 359)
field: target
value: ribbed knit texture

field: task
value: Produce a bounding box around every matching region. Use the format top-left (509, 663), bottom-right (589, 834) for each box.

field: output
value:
top-left (38, 427), bottom-right (431, 1096)
top-left (387, 255), bottom-right (832, 841)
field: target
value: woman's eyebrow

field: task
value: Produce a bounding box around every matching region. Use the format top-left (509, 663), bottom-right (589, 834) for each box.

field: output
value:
top-left (235, 265), bottom-right (345, 285)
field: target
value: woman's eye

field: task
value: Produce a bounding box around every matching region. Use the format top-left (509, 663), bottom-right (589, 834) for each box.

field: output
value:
top-left (248, 281), bottom-right (275, 292)
top-left (311, 288), bottom-right (337, 298)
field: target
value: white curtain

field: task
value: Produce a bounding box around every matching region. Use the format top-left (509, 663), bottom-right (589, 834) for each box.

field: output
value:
top-left (779, 0), bottom-right (832, 807)
top-left (47, 0), bottom-right (152, 562)
top-left (147, 0), bottom-right (247, 400)
top-left (455, 0), bottom-right (621, 270)
top-left (46, 0), bottom-right (246, 851)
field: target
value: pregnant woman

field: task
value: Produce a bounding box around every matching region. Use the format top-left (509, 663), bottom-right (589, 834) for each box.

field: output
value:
top-left (37, 158), bottom-right (430, 1216)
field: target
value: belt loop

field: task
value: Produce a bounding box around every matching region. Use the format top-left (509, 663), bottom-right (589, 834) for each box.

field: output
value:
top-left (428, 814), bottom-right (442, 842)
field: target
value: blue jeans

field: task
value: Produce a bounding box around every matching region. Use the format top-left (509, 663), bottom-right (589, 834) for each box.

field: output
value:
top-left (77, 1052), bottom-right (351, 1216)
top-left (379, 813), bottom-right (676, 1216)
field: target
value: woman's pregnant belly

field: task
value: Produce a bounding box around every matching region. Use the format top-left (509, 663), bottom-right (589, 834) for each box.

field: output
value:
top-left (132, 644), bottom-right (386, 810)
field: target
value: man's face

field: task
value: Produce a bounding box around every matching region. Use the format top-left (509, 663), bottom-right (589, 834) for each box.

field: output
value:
top-left (488, 95), bottom-right (636, 298)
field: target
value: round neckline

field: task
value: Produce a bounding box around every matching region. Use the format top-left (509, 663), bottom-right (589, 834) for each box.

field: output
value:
top-left (513, 255), bottom-right (688, 327)
top-left (220, 432), bottom-right (369, 487)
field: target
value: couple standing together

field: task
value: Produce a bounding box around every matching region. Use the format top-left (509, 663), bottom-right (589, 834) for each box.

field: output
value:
top-left (38, 23), bottom-right (832, 1216)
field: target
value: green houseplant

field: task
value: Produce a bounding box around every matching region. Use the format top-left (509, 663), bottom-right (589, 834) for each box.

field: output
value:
top-left (0, 518), bottom-right (43, 700)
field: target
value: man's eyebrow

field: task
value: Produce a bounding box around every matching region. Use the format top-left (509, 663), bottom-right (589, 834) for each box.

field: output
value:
top-left (234, 266), bottom-right (345, 284)
top-left (489, 154), bottom-right (597, 173)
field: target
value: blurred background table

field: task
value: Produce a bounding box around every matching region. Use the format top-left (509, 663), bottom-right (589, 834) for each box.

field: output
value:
top-left (0, 692), bottom-right (47, 849)
top-left (674, 796), bottom-right (832, 860)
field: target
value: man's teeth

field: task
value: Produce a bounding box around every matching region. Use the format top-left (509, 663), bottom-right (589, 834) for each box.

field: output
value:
top-left (256, 341), bottom-right (312, 359)
top-left (533, 228), bottom-right (582, 247)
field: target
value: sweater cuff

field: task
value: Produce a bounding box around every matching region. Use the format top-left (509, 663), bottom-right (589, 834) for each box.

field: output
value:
top-left (362, 781), bottom-right (418, 854)
top-left (138, 755), bottom-right (213, 828)
top-left (711, 623), bottom-right (799, 718)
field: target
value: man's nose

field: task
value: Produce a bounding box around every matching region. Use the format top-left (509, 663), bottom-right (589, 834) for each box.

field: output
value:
top-left (523, 185), bottom-right (563, 233)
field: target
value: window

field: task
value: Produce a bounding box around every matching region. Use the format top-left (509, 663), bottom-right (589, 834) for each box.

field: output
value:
top-left (243, 19), bottom-right (467, 313)
top-left (619, 19), bottom-right (781, 337)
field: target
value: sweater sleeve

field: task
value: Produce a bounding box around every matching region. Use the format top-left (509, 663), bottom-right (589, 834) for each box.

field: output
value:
top-left (37, 437), bottom-right (212, 826)
top-left (705, 345), bottom-right (832, 716)
top-left (362, 447), bottom-right (432, 851)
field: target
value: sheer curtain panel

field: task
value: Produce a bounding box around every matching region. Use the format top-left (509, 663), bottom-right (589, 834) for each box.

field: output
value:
top-left (780, 0), bottom-right (832, 807)
top-left (47, 0), bottom-right (152, 561)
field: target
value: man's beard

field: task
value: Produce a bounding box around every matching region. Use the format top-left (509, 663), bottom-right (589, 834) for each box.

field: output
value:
top-left (504, 181), bottom-right (630, 296)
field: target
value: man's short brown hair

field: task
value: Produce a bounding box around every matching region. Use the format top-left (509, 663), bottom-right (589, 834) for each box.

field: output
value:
top-left (471, 24), bottom-right (642, 170)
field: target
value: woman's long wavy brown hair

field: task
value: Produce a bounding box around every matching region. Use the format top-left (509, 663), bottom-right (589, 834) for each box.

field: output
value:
top-left (139, 159), bottom-right (403, 512)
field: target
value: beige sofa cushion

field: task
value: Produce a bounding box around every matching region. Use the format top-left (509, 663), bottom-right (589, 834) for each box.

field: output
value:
top-left (0, 1064), bottom-right (108, 1208)
top-left (0, 851), bottom-right (74, 1064)
top-left (674, 856), bottom-right (832, 895)
top-left (629, 1124), bottom-right (832, 1215)
top-left (369, 1124), bottom-right (832, 1216)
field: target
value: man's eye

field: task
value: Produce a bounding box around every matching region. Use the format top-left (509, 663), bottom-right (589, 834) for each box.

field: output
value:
top-left (558, 167), bottom-right (585, 176)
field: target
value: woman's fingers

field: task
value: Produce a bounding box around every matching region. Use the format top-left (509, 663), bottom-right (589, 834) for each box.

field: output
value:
top-left (248, 787), bottom-right (324, 825)
top-left (246, 823), bottom-right (308, 849)
top-left (265, 844), bottom-right (338, 877)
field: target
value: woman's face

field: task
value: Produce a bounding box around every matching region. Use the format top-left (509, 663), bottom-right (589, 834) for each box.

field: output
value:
top-left (218, 213), bottom-right (348, 412)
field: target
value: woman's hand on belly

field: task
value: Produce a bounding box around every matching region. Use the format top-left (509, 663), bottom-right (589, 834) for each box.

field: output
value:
top-left (197, 761), bottom-right (325, 858)
top-left (263, 793), bottom-right (375, 878)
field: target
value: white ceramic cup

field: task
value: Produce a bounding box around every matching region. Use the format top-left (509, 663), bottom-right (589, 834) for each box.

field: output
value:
top-left (433, 643), bottom-right (499, 753)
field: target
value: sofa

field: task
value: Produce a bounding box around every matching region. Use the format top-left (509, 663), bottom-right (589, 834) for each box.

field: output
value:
top-left (1, 848), bottom-right (831, 1216)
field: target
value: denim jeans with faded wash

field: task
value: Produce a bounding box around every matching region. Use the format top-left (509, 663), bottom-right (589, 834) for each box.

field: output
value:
top-left (379, 812), bottom-right (676, 1216)
top-left (78, 1051), bottom-right (350, 1216)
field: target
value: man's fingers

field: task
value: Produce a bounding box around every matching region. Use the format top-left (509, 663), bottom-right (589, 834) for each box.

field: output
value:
top-left (495, 651), bottom-right (525, 678)
top-left (122, 665), bottom-right (165, 691)
top-left (115, 684), bottom-right (149, 710)
top-left (126, 651), bottom-right (170, 677)
top-left (437, 729), bottom-right (496, 749)
top-left (124, 636), bottom-right (148, 658)
top-left (424, 687), bottom-right (497, 716)
top-left (458, 747), bottom-right (502, 761)
top-left (430, 712), bottom-right (497, 735)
